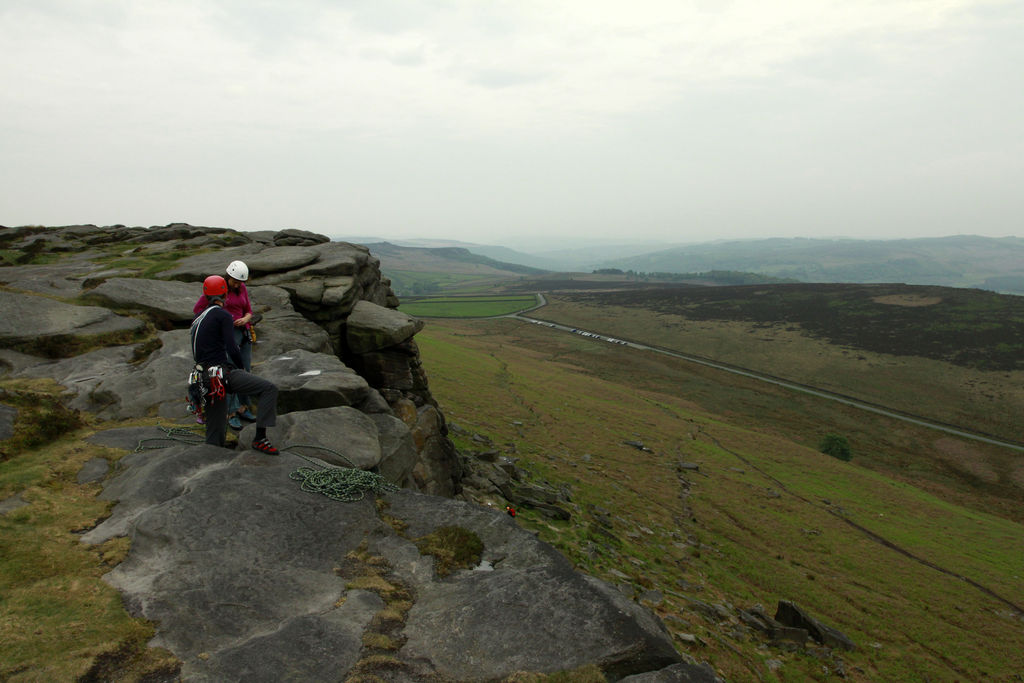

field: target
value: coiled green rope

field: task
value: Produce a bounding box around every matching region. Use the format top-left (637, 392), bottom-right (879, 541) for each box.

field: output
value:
top-left (284, 444), bottom-right (398, 503)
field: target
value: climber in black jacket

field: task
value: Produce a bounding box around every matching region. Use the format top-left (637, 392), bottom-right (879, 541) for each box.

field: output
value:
top-left (191, 275), bottom-right (279, 453)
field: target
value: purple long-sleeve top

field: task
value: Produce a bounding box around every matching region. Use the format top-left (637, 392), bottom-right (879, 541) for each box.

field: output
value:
top-left (193, 283), bottom-right (252, 325)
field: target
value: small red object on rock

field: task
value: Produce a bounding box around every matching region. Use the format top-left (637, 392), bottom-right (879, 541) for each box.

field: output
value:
top-left (505, 505), bottom-right (517, 517)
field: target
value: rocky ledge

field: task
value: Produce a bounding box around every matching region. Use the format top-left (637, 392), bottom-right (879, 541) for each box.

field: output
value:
top-left (0, 224), bottom-right (718, 681)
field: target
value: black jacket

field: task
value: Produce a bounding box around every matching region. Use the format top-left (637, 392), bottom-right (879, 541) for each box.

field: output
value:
top-left (190, 304), bottom-right (244, 369)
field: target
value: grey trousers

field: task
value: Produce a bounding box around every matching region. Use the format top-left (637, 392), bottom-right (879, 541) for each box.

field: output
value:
top-left (205, 369), bottom-right (279, 446)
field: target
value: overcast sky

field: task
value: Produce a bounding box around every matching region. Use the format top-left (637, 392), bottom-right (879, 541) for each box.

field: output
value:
top-left (1, 0), bottom-right (1021, 249)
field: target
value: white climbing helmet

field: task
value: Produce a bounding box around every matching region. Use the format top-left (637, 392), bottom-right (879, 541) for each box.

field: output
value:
top-left (226, 260), bottom-right (249, 281)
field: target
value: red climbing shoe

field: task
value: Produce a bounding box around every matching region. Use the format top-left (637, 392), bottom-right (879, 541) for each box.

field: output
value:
top-left (251, 438), bottom-right (279, 455)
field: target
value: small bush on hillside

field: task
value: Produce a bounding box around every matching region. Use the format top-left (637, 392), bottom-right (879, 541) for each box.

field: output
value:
top-left (819, 433), bottom-right (852, 461)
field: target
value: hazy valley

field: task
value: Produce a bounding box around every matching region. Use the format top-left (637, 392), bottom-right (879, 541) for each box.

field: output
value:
top-left (354, 235), bottom-right (1024, 295)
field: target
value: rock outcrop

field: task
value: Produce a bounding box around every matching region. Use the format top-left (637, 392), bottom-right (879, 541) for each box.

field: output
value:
top-left (0, 223), bottom-right (456, 492)
top-left (0, 224), bottom-right (709, 681)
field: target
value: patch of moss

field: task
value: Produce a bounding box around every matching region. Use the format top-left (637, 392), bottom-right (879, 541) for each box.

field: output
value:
top-left (348, 654), bottom-right (406, 674)
top-left (341, 548), bottom-right (417, 677)
top-left (361, 632), bottom-right (399, 651)
top-left (345, 574), bottom-right (396, 594)
top-left (76, 638), bottom-right (180, 683)
top-left (414, 525), bottom-right (484, 577)
top-left (0, 385), bottom-right (85, 461)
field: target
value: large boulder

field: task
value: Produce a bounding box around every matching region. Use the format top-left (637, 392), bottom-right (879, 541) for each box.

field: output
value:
top-left (157, 245), bottom-right (264, 282)
top-left (272, 228), bottom-right (330, 247)
top-left (410, 404), bottom-right (462, 496)
top-left (239, 406), bottom-right (384, 470)
top-left (620, 660), bottom-right (723, 682)
top-left (294, 242), bottom-right (370, 278)
top-left (239, 246), bottom-right (320, 275)
top-left (69, 330), bottom-right (193, 419)
top-left (346, 300), bottom-right (424, 354)
top-left (84, 277), bottom-right (200, 325)
top-left (0, 257), bottom-right (97, 297)
top-left (368, 413), bottom-right (418, 488)
top-left (0, 291), bottom-right (144, 351)
top-left (259, 350), bottom-right (371, 413)
top-left (246, 285), bottom-right (333, 357)
top-left (14, 345), bottom-right (140, 416)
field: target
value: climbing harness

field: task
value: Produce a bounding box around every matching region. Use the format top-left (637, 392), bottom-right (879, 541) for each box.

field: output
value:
top-left (185, 364), bottom-right (226, 423)
top-left (131, 428), bottom-right (397, 503)
top-left (207, 366), bottom-right (226, 401)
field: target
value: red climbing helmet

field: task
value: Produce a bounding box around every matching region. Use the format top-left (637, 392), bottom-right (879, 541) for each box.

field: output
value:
top-left (203, 275), bottom-right (228, 297)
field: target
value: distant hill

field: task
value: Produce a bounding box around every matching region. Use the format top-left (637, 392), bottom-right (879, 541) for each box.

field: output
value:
top-left (361, 242), bottom-right (550, 295)
top-left (366, 242), bottom-right (547, 275)
top-left (334, 236), bottom-right (679, 272)
top-left (595, 235), bottom-right (1024, 292)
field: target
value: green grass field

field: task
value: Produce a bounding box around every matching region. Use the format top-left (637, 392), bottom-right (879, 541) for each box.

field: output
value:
top-left (399, 294), bottom-right (538, 318)
top-left (534, 296), bottom-right (1024, 505)
top-left (384, 269), bottom-right (516, 296)
top-left (417, 317), bottom-right (1024, 681)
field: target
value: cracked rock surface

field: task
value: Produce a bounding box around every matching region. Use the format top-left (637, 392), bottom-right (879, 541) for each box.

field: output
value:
top-left (82, 442), bottom-right (691, 681)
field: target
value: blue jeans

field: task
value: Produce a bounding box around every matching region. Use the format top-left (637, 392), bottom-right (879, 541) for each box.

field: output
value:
top-left (227, 328), bottom-right (252, 415)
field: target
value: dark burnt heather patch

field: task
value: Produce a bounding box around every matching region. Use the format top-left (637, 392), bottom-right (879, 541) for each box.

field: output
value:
top-left (564, 283), bottom-right (1024, 371)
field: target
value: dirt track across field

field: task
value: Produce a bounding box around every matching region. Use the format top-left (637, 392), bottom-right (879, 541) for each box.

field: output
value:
top-left (513, 305), bottom-right (1024, 454)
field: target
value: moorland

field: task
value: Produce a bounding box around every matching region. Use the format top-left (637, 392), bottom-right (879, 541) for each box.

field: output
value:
top-left (387, 252), bottom-right (1024, 680)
